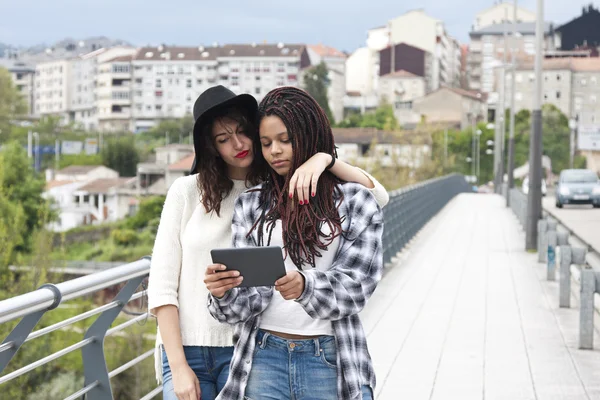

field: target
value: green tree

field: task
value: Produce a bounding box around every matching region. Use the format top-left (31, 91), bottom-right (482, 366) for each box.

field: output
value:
top-left (123, 196), bottom-right (166, 230)
top-left (0, 67), bottom-right (28, 137)
top-left (0, 141), bottom-right (52, 250)
top-left (102, 136), bottom-right (140, 176)
top-left (336, 103), bottom-right (399, 131)
top-left (303, 62), bottom-right (335, 124)
top-left (360, 103), bottom-right (399, 131)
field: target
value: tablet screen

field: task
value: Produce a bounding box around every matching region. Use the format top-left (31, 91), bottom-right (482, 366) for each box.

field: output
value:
top-left (210, 246), bottom-right (287, 287)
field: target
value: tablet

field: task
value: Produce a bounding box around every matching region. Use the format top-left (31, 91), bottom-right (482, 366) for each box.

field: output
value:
top-left (210, 246), bottom-right (287, 287)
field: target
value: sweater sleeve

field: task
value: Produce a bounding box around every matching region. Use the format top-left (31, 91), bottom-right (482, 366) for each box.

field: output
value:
top-left (357, 168), bottom-right (389, 208)
top-left (147, 178), bottom-right (186, 315)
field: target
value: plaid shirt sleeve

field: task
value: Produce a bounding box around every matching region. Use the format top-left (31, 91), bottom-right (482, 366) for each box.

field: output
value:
top-left (296, 183), bottom-right (384, 320)
top-left (207, 193), bottom-right (273, 324)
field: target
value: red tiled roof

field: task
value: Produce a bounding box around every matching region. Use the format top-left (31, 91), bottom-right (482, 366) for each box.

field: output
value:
top-left (308, 44), bottom-right (346, 58)
top-left (45, 180), bottom-right (75, 190)
top-left (381, 69), bottom-right (420, 78)
top-left (168, 153), bottom-right (195, 171)
top-left (78, 178), bottom-right (132, 194)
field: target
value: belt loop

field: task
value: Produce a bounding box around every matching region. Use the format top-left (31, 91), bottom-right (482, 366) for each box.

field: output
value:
top-left (313, 338), bottom-right (320, 356)
top-left (260, 332), bottom-right (270, 349)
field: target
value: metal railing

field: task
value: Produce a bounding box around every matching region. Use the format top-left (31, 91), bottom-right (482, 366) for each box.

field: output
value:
top-left (382, 174), bottom-right (471, 264)
top-left (0, 174), bottom-right (470, 399)
top-left (508, 189), bottom-right (600, 350)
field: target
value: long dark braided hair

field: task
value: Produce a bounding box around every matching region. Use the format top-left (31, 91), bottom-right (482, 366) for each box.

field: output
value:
top-left (248, 87), bottom-right (345, 269)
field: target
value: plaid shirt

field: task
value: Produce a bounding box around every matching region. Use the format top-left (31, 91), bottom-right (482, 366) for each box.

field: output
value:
top-left (208, 182), bottom-right (384, 400)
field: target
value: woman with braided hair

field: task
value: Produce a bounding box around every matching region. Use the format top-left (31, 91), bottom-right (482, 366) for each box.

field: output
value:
top-left (149, 85), bottom-right (388, 400)
top-left (205, 87), bottom-right (384, 400)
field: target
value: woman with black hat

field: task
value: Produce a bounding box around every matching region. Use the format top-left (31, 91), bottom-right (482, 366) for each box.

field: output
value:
top-left (147, 85), bottom-right (389, 400)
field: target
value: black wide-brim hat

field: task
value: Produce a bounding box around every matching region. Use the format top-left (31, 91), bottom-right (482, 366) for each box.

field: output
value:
top-left (190, 85), bottom-right (258, 174)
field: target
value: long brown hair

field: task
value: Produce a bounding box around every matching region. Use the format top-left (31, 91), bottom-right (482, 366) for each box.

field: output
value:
top-left (249, 87), bottom-right (344, 269)
top-left (194, 106), bottom-right (263, 216)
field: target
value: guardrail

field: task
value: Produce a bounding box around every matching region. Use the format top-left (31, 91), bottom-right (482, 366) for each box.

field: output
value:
top-left (508, 188), bottom-right (600, 350)
top-left (382, 174), bottom-right (471, 265)
top-left (0, 174), bottom-right (470, 399)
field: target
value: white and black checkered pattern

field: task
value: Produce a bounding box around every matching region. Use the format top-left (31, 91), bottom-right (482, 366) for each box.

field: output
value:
top-left (208, 182), bottom-right (384, 400)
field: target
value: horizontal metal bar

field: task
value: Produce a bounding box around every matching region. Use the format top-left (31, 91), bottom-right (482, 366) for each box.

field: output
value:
top-left (0, 337), bottom-right (94, 385)
top-left (140, 386), bottom-right (163, 400)
top-left (0, 291), bottom-right (149, 352)
top-left (62, 380), bottom-right (99, 400)
top-left (108, 348), bottom-right (154, 379)
top-left (0, 341), bottom-right (14, 353)
top-left (129, 290), bottom-right (147, 302)
top-left (26, 302), bottom-right (120, 343)
top-left (0, 259), bottom-right (150, 324)
top-left (106, 313), bottom-right (150, 337)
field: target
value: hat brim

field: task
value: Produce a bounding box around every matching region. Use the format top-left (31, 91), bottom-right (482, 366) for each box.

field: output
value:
top-left (191, 94), bottom-right (258, 174)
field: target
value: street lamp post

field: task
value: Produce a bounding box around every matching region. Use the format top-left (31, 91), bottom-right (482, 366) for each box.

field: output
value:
top-left (506, 0), bottom-right (520, 207)
top-left (525, 0), bottom-right (544, 250)
top-left (569, 116), bottom-right (578, 168)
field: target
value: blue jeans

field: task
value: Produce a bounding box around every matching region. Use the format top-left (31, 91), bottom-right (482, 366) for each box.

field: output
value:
top-left (244, 330), bottom-right (373, 400)
top-left (162, 345), bottom-right (234, 400)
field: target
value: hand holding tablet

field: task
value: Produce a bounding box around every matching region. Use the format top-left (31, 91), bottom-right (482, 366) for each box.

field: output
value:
top-left (210, 246), bottom-right (287, 287)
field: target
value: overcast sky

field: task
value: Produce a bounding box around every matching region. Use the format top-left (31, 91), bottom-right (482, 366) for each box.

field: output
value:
top-left (1, 0), bottom-right (597, 52)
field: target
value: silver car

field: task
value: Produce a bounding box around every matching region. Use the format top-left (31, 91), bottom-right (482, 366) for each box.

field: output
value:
top-left (555, 169), bottom-right (600, 208)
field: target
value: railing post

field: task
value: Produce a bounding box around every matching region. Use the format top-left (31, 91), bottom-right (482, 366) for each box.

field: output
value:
top-left (559, 245), bottom-right (572, 308)
top-left (547, 230), bottom-right (557, 281)
top-left (82, 276), bottom-right (145, 400)
top-left (538, 219), bottom-right (548, 262)
top-left (0, 284), bottom-right (62, 374)
top-left (579, 267), bottom-right (596, 350)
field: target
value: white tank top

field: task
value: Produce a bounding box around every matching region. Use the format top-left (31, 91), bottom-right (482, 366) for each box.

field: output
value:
top-left (259, 220), bottom-right (340, 336)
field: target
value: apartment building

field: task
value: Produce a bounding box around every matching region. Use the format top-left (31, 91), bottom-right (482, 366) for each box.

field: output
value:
top-left (0, 58), bottom-right (35, 115)
top-left (130, 46), bottom-right (219, 132)
top-left (129, 43), bottom-right (308, 131)
top-left (34, 59), bottom-right (70, 122)
top-left (498, 58), bottom-right (600, 125)
top-left (473, 2), bottom-right (536, 31)
top-left (304, 44), bottom-right (347, 123)
top-left (387, 10), bottom-right (461, 90)
top-left (468, 21), bottom-right (552, 96)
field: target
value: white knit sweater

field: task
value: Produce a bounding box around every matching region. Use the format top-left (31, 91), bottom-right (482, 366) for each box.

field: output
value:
top-left (147, 171), bottom-right (388, 381)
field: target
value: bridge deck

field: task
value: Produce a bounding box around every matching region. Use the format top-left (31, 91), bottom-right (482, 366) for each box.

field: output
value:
top-left (362, 193), bottom-right (600, 400)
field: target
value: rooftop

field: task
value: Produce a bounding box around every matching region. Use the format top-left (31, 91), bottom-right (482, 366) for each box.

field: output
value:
top-left (470, 21), bottom-right (552, 37)
top-left (308, 44), bottom-right (346, 58)
top-left (381, 69), bottom-right (421, 79)
top-left (77, 178), bottom-right (133, 194)
top-left (57, 165), bottom-right (103, 175)
top-left (168, 153), bottom-right (195, 171)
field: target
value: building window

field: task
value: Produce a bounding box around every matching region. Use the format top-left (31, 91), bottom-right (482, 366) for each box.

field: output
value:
top-left (581, 78), bottom-right (587, 85)
top-left (556, 91), bottom-right (561, 99)
top-left (197, 65), bottom-right (203, 71)
top-left (591, 76), bottom-right (597, 84)
top-left (156, 105), bottom-right (162, 110)
top-left (544, 93), bottom-right (548, 100)
top-left (516, 92), bottom-right (522, 101)
top-left (112, 65), bottom-right (130, 73)
top-left (591, 95), bottom-right (597, 103)
top-left (155, 90), bottom-right (163, 97)
top-left (186, 79), bottom-right (192, 88)
top-left (156, 79), bottom-right (162, 88)
top-left (255, 88), bottom-right (261, 95)
top-left (255, 76), bottom-right (261, 81)
top-left (196, 79), bottom-right (203, 85)
top-left (556, 74), bottom-right (561, 81)
top-left (135, 78), bottom-right (142, 84)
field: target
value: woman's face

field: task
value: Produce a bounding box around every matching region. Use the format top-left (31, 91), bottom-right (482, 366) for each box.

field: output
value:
top-left (211, 116), bottom-right (254, 179)
top-left (259, 115), bottom-right (294, 176)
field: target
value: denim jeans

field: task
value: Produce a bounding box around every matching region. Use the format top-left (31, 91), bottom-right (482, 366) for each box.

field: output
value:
top-left (162, 345), bottom-right (234, 400)
top-left (244, 330), bottom-right (373, 400)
